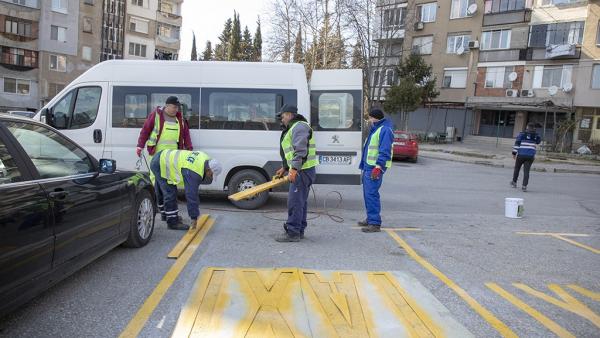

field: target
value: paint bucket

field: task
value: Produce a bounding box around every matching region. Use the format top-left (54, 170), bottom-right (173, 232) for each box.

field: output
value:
top-left (505, 198), bottom-right (524, 218)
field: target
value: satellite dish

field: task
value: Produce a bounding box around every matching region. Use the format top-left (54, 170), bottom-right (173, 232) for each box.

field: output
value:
top-left (467, 3), bottom-right (478, 15)
top-left (548, 85), bottom-right (558, 96)
top-left (456, 46), bottom-right (465, 55)
top-left (508, 72), bottom-right (518, 82)
top-left (563, 82), bottom-right (573, 92)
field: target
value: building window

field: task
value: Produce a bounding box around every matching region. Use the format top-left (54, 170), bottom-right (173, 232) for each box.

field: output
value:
top-left (131, 0), bottom-right (144, 7)
top-left (83, 17), bottom-right (93, 33)
top-left (48, 83), bottom-right (65, 99)
top-left (50, 25), bottom-right (67, 42)
top-left (529, 22), bottom-right (584, 47)
top-left (3, 77), bottom-right (30, 95)
top-left (418, 3), bottom-right (437, 23)
top-left (484, 66), bottom-right (514, 88)
top-left (484, 0), bottom-right (528, 14)
top-left (442, 68), bottom-right (468, 88)
top-left (592, 65), bottom-right (600, 89)
top-left (51, 0), bottom-right (67, 13)
top-left (84, 0), bottom-right (94, 5)
top-left (128, 42), bottom-right (147, 57)
top-left (450, 0), bottom-right (475, 19)
top-left (597, 21), bottom-right (600, 46)
top-left (532, 65), bottom-right (573, 88)
top-left (159, 1), bottom-right (174, 14)
top-left (129, 17), bottom-right (149, 34)
top-left (481, 29), bottom-right (511, 50)
top-left (447, 34), bottom-right (471, 54)
top-left (541, 0), bottom-right (584, 5)
top-left (82, 46), bottom-right (92, 61)
top-left (157, 23), bottom-right (180, 39)
top-left (1, 46), bottom-right (38, 68)
top-left (412, 36), bottom-right (433, 55)
top-left (8, 0), bottom-right (39, 8)
top-left (373, 70), bottom-right (380, 86)
top-left (383, 7), bottom-right (405, 29)
top-left (49, 54), bottom-right (66, 72)
top-left (4, 18), bottom-right (32, 37)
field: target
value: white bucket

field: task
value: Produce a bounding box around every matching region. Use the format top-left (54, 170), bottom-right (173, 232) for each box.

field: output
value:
top-left (505, 198), bottom-right (524, 218)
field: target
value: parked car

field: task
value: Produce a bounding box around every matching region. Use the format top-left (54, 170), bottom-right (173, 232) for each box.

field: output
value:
top-left (4, 111), bottom-right (36, 118)
top-left (0, 115), bottom-right (156, 317)
top-left (393, 131), bottom-right (419, 163)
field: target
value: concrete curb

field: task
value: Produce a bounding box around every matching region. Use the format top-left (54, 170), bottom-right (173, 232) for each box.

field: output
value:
top-left (553, 168), bottom-right (600, 175)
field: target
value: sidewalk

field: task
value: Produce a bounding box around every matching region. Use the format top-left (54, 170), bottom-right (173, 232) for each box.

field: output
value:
top-left (419, 137), bottom-right (600, 175)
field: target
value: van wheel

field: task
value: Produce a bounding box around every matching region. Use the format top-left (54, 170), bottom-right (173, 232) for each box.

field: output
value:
top-left (123, 189), bottom-right (155, 248)
top-left (228, 169), bottom-right (269, 210)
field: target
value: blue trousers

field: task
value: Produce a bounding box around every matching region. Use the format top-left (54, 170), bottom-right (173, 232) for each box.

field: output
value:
top-left (362, 168), bottom-right (383, 225)
top-left (150, 154), bottom-right (179, 225)
top-left (285, 167), bottom-right (316, 236)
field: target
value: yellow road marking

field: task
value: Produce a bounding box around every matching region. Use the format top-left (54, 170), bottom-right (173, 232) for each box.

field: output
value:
top-left (167, 214), bottom-right (209, 259)
top-left (351, 227), bottom-right (422, 231)
top-left (385, 230), bottom-right (517, 338)
top-left (567, 285), bottom-right (600, 301)
top-left (119, 217), bottom-right (215, 338)
top-left (516, 232), bottom-right (590, 237)
top-left (516, 232), bottom-right (599, 254)
top-left (550, 235), bottom-right (600, 255)
top-left (486, 283), bottom-right (575, 338)
top-left (513, 283), bottom-right (600, 329)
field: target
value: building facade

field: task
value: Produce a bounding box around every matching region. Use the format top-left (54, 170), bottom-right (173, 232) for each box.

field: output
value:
top-left (372, 0), bottom-right (600, 150)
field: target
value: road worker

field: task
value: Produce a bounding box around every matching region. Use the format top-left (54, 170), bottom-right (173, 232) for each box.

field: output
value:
top-left (274, 104), bottom-right (318, 242)
top-left (150, 150), bottom-right (222, 230)
top-left (511, 122), bottom-right (541, 192)
top-left (358, 108), bottom-right (394, 233)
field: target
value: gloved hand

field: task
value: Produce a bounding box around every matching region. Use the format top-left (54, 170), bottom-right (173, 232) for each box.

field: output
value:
top-left (136, 147), bottom-right (143, 157)
top-left (370, 167), bottom-right (382, 180)
top-left (288, 168), bottom-right (298, 183)
top-left (512, 154), bottom-right (516, 160)
top-left (275, 167), bottom-right (287, 179)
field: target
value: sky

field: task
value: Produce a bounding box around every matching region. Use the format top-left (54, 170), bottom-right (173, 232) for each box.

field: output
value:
top-left (179, 0), bottom-right (271, 61)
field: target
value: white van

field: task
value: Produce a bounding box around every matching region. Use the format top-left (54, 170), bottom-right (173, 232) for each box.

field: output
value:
top-left (36, 60), bottom-right (363, 209)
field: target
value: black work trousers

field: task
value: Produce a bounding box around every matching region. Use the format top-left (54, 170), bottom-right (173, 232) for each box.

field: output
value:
top-left (512, 155), bottom-right (534, 187)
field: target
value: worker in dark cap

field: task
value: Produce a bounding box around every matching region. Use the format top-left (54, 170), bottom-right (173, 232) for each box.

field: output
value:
top-left (358, 108), bottom-right (394, 233)
top-left (274, 104), bottom-right (319, 242)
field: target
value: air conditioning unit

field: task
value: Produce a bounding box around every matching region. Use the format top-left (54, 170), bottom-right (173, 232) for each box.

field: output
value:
top-left (521, 89), bottom-right (535, 97)
top-left (468, 40), bottom-right (479, 49)
top-left (505, 89), bottom-right (518, 97)
top-left (414, 21), bottom-right (424, 31)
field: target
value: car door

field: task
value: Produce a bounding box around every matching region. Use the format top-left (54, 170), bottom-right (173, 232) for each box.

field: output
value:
top-left (0, 124), bottom-right (53, 307)
top-left (309, 69), bottom-right (363, 185)
top-left (3, 120), bottom-right (125, 267)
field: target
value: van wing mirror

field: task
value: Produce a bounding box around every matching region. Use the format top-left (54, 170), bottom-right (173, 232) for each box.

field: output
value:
top-left (40, 108), bottom-right (48, 124)
top-left (99, 159), bottom-right (116, 174)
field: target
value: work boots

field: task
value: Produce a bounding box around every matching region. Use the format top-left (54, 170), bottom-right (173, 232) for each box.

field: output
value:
top-left (361, 225), bottom-right (381, 233)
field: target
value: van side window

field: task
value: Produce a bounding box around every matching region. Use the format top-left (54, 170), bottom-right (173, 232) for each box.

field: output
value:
top-left (112, 86), bottom-right (199, 128)
top-left (51, 87), bottom-right (102, 130)
top-left (201, 88), bottom-right (296, 130)
top-left (310, 90), bottom-right (362, 132)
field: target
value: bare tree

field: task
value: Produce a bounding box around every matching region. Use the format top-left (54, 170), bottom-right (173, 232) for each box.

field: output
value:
top-left (266, 0), bottom-right (298, 62)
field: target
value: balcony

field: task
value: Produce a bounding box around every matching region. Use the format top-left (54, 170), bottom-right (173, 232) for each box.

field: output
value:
top-left (156, 10), bottom-right (182, 26)
top-left (523, 46), bottom-right (581, 61)
top-left (0, 46), bottom-right (38, 70)
top-left (374, 28), bottom-right (405, 42)
top-left (483, 8), bottom-right (531, 26)
top-left (478, 49), bottom-right (526, 62)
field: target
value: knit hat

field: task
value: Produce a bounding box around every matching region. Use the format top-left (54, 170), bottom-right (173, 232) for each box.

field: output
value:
top-left (165, 96), bottom-right (180, 106)
top-left (369, 108), bottom-right (384, 120)
top-left (278, 104), bottom-right (298, 116)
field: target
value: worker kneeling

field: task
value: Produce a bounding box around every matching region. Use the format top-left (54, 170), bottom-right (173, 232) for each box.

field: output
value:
top-left (150, 150), bottom-right (222, 230)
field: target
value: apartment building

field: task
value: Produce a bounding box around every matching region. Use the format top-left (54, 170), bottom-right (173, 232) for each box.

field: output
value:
top-left (373, 0), bottom-right (600, 149)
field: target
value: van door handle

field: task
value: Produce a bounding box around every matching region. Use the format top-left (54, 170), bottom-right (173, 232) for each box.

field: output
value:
top-left (49, 189), bottom-right (68, 199)
top-left (93, 129), bottom-right (102, 143)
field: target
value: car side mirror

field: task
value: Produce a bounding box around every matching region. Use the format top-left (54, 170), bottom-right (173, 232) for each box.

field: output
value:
top-left (40, 108), bottom-right (48, 124)
top-left (99, 159), bottom-right (116, 174)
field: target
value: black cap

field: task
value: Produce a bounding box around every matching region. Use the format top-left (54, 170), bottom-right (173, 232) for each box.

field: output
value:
top-left (369, 108), bottom-right (384, 120)
top-left (165, 96), bottom-right (180, 106)
top-left (278, 104), bottom-right (298, 117)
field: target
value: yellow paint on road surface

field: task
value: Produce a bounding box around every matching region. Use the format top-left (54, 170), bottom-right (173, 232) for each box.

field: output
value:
top-left (119, 217), bottom-right (215, 338)
top-left (168, 214), bottom-right (210, 259)
top-left (228, 176), bottom-right (289, 201)
top-left (567, 285), bottom-right (600, 302)
top-left (172, 268), bottom-right (472, 337)
top-left (385, 230), bottom-right (517, 338)
top-left (516, 232), bottom-right (600, 255)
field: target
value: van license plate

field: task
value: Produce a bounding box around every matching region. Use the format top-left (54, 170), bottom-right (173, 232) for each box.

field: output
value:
top-left (319, 155), bottom-right (352, 165)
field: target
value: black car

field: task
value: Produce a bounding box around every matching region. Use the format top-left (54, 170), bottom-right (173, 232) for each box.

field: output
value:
top-left (0, 115), bottom-right (156, 317)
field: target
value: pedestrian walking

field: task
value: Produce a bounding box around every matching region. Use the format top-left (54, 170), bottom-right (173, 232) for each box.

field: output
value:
top-left (274, 104), bottom-right (318, 242)
top-left (358, 108), bottom-right (394, 233)
top-left (136, 96), bottom-right (193, 182)
top-left (511, 123), bottom-right (541, 192)
top-left (150, 150), bottom-right (221, 230)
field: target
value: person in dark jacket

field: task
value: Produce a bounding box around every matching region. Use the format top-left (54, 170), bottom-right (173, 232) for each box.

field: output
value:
top-left (511, 123), bottom-right (541, 192)
top-left (358, 108), bottom-right (394, 233)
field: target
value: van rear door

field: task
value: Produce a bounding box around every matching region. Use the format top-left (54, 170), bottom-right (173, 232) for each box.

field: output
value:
top-left (309, 70), bottom-right (362, 185)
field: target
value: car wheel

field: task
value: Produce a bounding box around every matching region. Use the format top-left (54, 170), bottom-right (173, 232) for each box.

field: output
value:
top-left (123, 189), bottom-right (155, 248)
top-left (410, 156), bottom-right (418, 163)
top-left (228, 169), bottom-right (269, 210)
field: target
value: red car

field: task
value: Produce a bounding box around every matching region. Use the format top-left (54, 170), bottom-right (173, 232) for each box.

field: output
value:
top-left (393, 131), bottom-right (419, 163)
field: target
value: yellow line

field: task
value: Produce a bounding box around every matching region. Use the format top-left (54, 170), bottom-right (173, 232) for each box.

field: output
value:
top-left (351, 227), bottom-right (422, 231)
top-left (486, 283), bottom-right (575, 338)
top-left (119, 217), bottom-right (215, 338)
top-left (516, 232), bottom-right (590, 237)
top-left (385, 230), bottom-right (517, 338)
top-left (567, 285), bottom-right (600, 301)
top-left (551, 235), bottom-right (600, 255)
top-left (167, 215), bottom-right (209, 259)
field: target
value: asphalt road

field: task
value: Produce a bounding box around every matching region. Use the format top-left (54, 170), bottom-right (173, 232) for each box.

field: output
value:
top-left (1, 157), bottom-right (599, 337)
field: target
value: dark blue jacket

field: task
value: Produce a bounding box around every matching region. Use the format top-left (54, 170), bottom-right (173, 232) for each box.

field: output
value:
top-left (512, 131), bottom-right (541, 157)
top-left (359, 118), bottom-right (394, 171)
